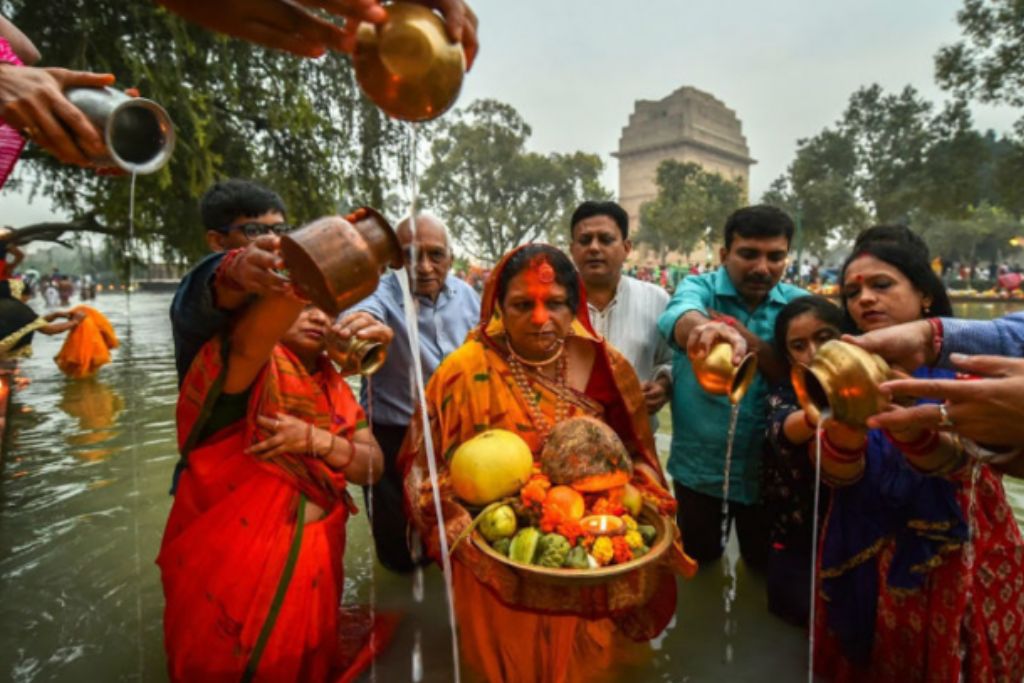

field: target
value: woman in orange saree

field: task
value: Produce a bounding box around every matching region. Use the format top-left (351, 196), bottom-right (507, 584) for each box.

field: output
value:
top-left (158, 288), bottom-right (384, 683)
top-left (401, 244), bottom-right (696, 683)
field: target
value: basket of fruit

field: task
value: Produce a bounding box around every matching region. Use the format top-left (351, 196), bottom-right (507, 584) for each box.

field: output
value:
top-left (447, 417), bottom-right (686, 615)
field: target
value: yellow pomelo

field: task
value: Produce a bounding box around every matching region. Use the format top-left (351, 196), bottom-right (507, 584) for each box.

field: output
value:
top-left (450, 429), bottom-right (534, 505)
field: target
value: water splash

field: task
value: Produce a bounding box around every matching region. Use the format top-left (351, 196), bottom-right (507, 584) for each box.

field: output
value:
top-left (807, 410), bottom-right (829, 683)
top-left (720, 403), bottom-right (740, 664)
top-left (401, 123), bottom-right (461, 681)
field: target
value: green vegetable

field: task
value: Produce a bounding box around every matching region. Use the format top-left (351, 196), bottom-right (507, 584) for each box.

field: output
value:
top-left (509, 527), bottom-right (541, 564)
top-left (479, 504), bottom-right (517, 542)
top-left (563, 545), bottom-right (589, 569)
top-left (491, 537), bottom-right (512, 556)
top-left (637, 524), bottom-right (657, 546)
top-left (632, 545), bottom-right (649, 558)
top-left (535, 533), bottom-right (571, 568)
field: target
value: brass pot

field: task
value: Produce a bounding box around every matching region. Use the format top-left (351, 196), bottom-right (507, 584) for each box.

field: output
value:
top-left (791, 339), bottom-right (892, 427)
top-left (352, 2), bottom-right (465, 121)
top-left (279, 208), bottom-right (403, 318)
top-left (326, 333), bottom-right (387, 376)
top-left (690, 342), bottom-right (758, 404)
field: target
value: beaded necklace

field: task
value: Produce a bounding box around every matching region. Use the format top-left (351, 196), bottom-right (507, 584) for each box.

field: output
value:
top-left (505, 339), bottom-right (568, 439)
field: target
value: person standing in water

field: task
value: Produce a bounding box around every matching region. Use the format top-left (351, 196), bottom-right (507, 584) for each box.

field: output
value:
top-left (658, 205), bottom-right (807, 571)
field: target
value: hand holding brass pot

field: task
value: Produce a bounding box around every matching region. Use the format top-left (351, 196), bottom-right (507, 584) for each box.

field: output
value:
top-left (689, 342), bottom-right (758, 404)
top-left (278, 207), bottom-right (403, 318)
top-left (792, 339), bottom-right (894, 427)
top-left (352, 2), bottom-right (465, 121)
top-left (326, 331), bottom-right (387, 376)
top-left (64, 87), bottom-right (175, 174)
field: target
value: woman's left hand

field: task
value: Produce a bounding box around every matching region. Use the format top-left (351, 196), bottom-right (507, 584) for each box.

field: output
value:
top-left (248, 412), bottom-right (314, 458)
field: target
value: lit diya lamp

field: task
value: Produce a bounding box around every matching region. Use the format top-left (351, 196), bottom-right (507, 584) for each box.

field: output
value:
top-left (580, 514), bottom-right (625, 537)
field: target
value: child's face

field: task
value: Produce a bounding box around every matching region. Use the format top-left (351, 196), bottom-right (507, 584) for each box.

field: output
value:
top-left (786, 312), bottom-right (840, 367)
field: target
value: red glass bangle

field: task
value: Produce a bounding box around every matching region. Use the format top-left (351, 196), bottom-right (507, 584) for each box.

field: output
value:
top-left (215, 248), bottom-right (246, 292)
top-left (821, 431), bottom-right (866, 464)
top-left (884, 428), bottom-right (940, 456)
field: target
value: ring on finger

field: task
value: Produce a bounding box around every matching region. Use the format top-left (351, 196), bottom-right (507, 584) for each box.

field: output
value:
top-left (22, 126), bottom-right (38, 139)
top-left (937, 402), bottom-right (955, 429)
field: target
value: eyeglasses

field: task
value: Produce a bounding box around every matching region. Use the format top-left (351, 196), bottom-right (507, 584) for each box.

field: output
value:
top-left (221, 222), bottom-right (293, 238)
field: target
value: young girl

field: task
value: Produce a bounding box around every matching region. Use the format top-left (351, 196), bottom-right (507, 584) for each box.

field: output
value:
top-left (762, 296), bottom-right (844, 626)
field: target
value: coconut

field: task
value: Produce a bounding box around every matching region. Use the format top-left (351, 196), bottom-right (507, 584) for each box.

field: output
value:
top-left (540, 416), bottom-right (633, 492)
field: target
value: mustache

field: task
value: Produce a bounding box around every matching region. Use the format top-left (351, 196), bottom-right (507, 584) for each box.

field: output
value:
top-left (743, 274), bottom-right (773, 286)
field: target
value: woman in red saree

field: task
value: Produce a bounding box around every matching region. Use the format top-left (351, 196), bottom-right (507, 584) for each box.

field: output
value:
top-left (158, 288), bottom-right (384, 682)
top-left (401, 244), bottom-right (696, 683)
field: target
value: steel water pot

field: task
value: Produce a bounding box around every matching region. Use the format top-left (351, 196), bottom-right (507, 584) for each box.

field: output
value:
top-left (64, 87), bottom-right (175, 174)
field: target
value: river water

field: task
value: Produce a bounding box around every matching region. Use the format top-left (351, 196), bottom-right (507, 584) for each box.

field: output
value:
top-left (1, 292), bottom-right (1021, 682)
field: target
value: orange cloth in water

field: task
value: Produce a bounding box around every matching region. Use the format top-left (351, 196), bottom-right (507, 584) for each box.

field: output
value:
top-left (54, 306), bottom-right (118, 378)
top-left (401, 245), bottom-right (695, 683)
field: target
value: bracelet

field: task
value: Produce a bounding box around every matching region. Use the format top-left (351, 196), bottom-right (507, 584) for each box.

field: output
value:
top-left (821, 431), bottom-right (866, 464)
top-left (215, 248), bottom-right (246, 292)
top-left (884, 428), bottom-right (940, 456)
top-left (714, 313), bottom-right (738, 328)
top-left (926, 318), bottom-right (943, 365)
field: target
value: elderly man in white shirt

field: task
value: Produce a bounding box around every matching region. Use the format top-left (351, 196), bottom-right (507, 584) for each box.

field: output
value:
top-left (569, 201), bottom-right (672, 423)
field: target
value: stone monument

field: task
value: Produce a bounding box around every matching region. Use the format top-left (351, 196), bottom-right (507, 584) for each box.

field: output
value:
top-left (615, 86), bottom-right (755, 236)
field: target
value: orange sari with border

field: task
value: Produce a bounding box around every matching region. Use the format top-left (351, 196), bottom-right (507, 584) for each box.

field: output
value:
top-left (158, 337), bottom-right (366, 682)
top-left (401, 247), bottom-right (695, 683)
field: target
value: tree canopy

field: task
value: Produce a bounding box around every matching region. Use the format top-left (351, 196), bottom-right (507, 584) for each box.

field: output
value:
top-left (635, 160), bottom-right (744, 260)
top-left (419, 99), bottom-right (610, 263)
top-left (2, 0), bottom-right (415, 264)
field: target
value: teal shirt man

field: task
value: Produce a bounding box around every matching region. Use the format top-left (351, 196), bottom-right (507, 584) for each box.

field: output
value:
top-left (658, 267), bottom-right (807, 504)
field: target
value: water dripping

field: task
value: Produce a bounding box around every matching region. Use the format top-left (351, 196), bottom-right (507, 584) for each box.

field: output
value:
top-left (401, 122), bottom-right (461, 680)
top-left (807, 410), bottom-right (829, 683)
top-left (411, 629), bottom-right (423, 682)
top-left (720, 403), bottom-right (741, 663)
top-left (364, 375), bottom-right (377, 683)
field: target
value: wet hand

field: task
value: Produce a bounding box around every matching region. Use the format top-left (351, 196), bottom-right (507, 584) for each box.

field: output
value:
top-left (842, 319), bottom-right (934, 372)
top-left (248, 412), bottom-right (313, 458)
top-left (686, 319), bottom-right (748, 365)
top-left (0, 64), bottom-right (115, 167)
top-left (402, 0), bottom-right (479, 69)
top-left (229, 235), bottom-right (291, 297)
top-left (870, 354), bottom-right (1024, 447)
top-left (331, 311), bottom-right (393, 347)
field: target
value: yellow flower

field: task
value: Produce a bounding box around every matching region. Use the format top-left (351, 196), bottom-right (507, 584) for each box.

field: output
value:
top-left (621, 515), bottom-right (638, 531)
top-left (592, 536), bottom-right (614, 566)
top-left (624, 530), bottom-right (645, 550)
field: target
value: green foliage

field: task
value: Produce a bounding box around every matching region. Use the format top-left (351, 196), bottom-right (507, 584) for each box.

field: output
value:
top-left (761, 130), bottom-right (869, 251)
top-left (935, 0), bottom-right (1024, 114)
top-left (419, 99), bottom-right (610, 263)
top-left (764, 83), bottom-right (1024, 255)
top-left (636, 160), bottom-right (743, 258)
top-left (917, 203), bottom-right (1023, 265)
top-left (3, 0), bottom-right (415, 264)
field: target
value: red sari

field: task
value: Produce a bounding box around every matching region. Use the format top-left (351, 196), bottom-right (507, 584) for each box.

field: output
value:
top-left (158, 338), bottom-right (365, 682)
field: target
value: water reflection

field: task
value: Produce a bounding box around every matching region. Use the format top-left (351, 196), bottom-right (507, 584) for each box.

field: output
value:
top-left (60, 379), bottom-right (124, 461)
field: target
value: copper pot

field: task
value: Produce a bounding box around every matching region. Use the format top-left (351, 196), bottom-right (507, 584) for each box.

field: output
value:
top-left (279, 208), bottom-right (403, 318)
top-left (352, 2), bottom-right (465, 121)
top-left (791, 339), bottom-right (892, 427)
top-left (326, 333), bottom-right (388, 377)
top-left (689, 342), bottom-right (757, 404)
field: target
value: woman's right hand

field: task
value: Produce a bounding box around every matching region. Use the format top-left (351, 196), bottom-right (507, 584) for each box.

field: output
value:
top-left (248, 412), bottom-right (314, 458)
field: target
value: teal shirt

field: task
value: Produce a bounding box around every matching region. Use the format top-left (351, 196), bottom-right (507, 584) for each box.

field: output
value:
top-left (657, 268), bottom-right (807, 504)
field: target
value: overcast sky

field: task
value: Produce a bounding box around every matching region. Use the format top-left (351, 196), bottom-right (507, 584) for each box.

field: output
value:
top-left (2, 0), bottom-right (1018, 229)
